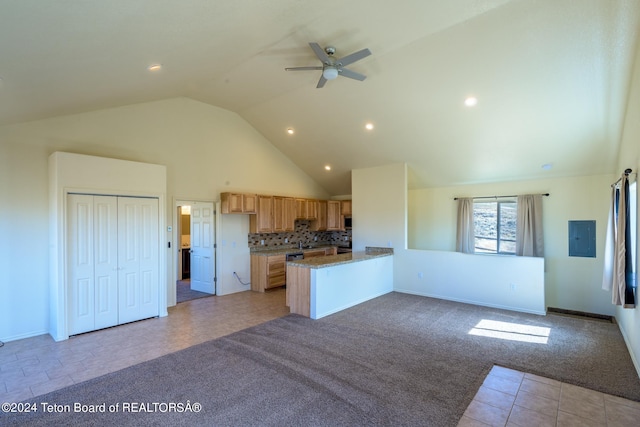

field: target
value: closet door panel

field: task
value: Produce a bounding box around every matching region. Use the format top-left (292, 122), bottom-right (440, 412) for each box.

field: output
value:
top-left (93, 196), bottom-right (119, 330)
top-left (138, 199), bottom-right (159, 318)
top-left (67, 194), bottom-right (96, 335)
top-left (117, 197), bottom-right (159, 324)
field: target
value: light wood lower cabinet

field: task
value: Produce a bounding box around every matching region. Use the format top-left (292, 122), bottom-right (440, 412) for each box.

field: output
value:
top-left (303, 249), bottom-right (326, 258)
top-left (251, 247), bottom-right (337, 293)
top-left (251, 254), bottom-right (286, 292)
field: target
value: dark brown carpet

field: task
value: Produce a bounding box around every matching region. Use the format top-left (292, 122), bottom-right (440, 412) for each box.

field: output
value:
top-left (3, 292), bottom-right (639, 426)
top-left (176, 279), bottom-right (211, 303)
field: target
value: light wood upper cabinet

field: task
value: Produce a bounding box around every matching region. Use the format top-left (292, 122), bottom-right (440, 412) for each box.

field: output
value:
top-left (341, 200), bottom-right (352, 216)
top-left (224, 192), bottom-right (351, 233)
top-left (221, 192), bottom-right (257, 214)
top-left (295, 198), bottom-right (307, 219)
top-left (243, 194), bottom-right (257, 213)
top-left (249, 195), bottom-right (273, 233)
top-left (311, 200), bottom-right (327, 231)
top-left (327, 200), bottom-right (342, 230)
top-left (221, 192), bottom-right (243, 213)
top-left (306, 199), bottom-right (318, 220)
top-left (284, 197), bottom-right (296, 231)
top-left (295, 198), bottom-right (318, 220)
top-left (273, 196), bottom-right (295, 232)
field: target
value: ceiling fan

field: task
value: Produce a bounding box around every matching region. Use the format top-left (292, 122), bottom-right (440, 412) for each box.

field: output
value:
top-left (285, 42), bottom-right (372, 88)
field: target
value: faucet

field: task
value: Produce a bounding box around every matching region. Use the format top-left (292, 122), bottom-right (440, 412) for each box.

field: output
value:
top-left (298, 241), bottom-right (303, 249)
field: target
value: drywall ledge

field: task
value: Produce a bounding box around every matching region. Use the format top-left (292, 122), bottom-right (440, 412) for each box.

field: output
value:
top-left (394, 249), bottom-right (546, 315)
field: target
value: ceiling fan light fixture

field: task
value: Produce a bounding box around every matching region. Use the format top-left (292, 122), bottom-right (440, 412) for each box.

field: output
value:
top-left (323, 67), bottom-right (339, 80)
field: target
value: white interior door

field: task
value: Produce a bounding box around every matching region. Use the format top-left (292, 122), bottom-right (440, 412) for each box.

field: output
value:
top-left (68, 194), bottom-right (118, 335)
top-left (118, 197), bottom-right (159, 324)
top-left (190, 202), bottom-right (215, 294)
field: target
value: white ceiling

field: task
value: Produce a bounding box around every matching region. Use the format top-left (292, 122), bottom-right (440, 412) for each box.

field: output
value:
top-left (1, 0), bottom-right (638, 195)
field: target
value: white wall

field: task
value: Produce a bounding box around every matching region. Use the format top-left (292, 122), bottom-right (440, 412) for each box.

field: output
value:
top-left (352, 163), bottom-right (407, 251)
top-left (408, 175), bottom-right (615, 316)
top-left (614, 36), bottom-right (640, 376)
top-left (0, 97), bottom-right (329, 342)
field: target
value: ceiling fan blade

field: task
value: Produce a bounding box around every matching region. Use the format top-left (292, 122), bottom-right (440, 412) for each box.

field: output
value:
top-left (309, 42), bottom-right (330, 63)
top-left (337, 48), bottom-right (371, 67)
top-left (339, 67), bottom-right (366, 81)
top-left (285, 66), bottom-right (323, 71)
top-left (316, 75), bottom-right (328, 88)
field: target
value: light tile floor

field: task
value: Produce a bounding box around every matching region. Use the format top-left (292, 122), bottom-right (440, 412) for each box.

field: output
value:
top-left (0, 288), bottom-right (289, 403)
top-left (458, 365), bottom-right (640, 427)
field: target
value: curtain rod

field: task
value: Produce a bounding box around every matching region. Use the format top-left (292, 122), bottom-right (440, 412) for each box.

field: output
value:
top-left (454, 193), bottom-right (550, 201)
top-left (611, 168), bottom-right (633, 188)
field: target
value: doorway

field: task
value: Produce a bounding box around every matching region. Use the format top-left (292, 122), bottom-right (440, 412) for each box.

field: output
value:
top-left (175, 200), bottom-right (216, 304)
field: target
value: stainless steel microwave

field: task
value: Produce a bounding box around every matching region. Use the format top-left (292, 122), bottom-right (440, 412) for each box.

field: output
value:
top-left (344, 216), bottom-right (352, 229)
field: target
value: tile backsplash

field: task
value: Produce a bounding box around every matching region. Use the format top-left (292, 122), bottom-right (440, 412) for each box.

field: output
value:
top-left (248, 220), bottom-right (351, 249)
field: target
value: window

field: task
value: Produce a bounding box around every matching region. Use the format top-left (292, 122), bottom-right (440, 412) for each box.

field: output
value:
top-left (473, 199), bottom-right (516, 254)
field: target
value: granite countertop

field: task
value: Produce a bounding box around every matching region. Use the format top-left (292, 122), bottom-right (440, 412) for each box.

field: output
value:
top-left (250, 244), bottom-right (337, 257)
top-left (287, 247), bottom-right (393, 269)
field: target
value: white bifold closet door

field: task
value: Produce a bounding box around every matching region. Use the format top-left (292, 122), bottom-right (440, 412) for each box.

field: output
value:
top-left (67, 194), bottom-right (159, 335)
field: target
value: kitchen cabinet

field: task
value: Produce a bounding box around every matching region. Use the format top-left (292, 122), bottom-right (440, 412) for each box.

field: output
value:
top-left (304, 249), bottom-right (326, 258)
top-left (327, 200), bottom-right (342, 230)
top-left (295, 198), bottom-right (318, 220)
top-left (311, 200), bottom-right (327, 231)
top-left (273, 196), bottom-right (295, 232)
top-left (251, 254), bottom-right (286, 292)
top-left (249, 195), bottom-right (273, 233)
top-left (221, 192), bottom-right (257, 214)
top-left (242, 194), bottom-right (257, 213)
top-left (341, 200), bottom-right (352, 216)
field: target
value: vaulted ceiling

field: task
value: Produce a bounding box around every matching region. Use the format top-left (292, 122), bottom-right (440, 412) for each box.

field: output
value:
top-left (1, 0), bottom-right (638, 195)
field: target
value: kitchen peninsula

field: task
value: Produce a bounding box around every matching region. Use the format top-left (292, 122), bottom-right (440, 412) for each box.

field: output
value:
top-left (286, 247), bottom-right (393, 319)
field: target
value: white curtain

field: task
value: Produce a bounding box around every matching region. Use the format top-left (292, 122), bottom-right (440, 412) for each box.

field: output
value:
top-left (516, 194), bottom-right (544, 257)
top-left (602, 174), bottom-right (634, 307)
top-left (456, 198), bottom-right (475, 254)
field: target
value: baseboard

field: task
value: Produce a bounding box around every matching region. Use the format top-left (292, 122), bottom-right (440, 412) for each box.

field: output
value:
top-left (616, 319), bottom-right (640, 379)
top-left (547, 307), bottom-right (614, 323)
top-left (0, 329), bottom-right (50, 344)
top-left (394, 288), bottom-right (547, 316)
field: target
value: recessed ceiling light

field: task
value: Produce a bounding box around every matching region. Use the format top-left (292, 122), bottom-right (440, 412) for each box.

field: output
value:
top-left (541, 163), bottom-right (553, 170)
top-left (324, 165), bottom-right (331, 171)
top-left (147, 64), bottom-right (162, 72)
top-left (287, 128), bottom-right (294, 135)
top-left (365, 122), bottom-right (374, 130)
top-left (464, 96), bottom-right (478, 107)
